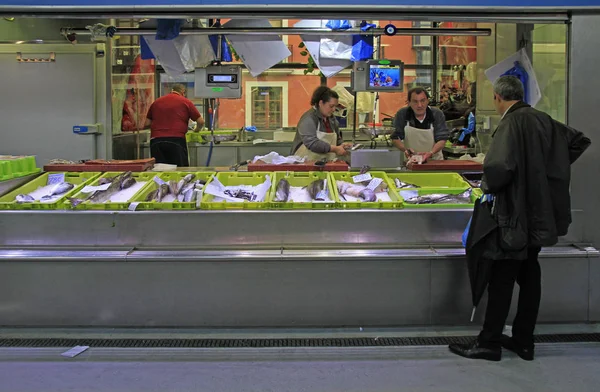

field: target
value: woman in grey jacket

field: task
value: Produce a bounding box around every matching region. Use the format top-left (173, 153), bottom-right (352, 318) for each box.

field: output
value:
top-left (291, 86), bottom-right (352, 161)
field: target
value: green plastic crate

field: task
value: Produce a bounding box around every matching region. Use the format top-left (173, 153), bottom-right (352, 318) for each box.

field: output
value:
top-left (67, 171), bottom-right (156, 210)
top-left (131, 171), bottom-right (215, 210)
top-left (330, 171), bottom-right (403, 209)
top-left (387, 172), bottom-right (471, 190)
top-left (0, 155), bottom-right (41, 181)
top-left (201, 172), bottom-right (272, 210)
top-left (0, 172), bottom-right (100, 210)
top-left (186, 130), bottom-right (237, 143)
top-left (400, 187), bottom-right (479, 209)
top-left (269, 171), bottom-right (337, 210)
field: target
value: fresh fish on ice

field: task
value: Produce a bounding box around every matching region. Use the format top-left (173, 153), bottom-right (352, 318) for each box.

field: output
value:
top-left (69, 171), bottom-right (131, 206)
top-left (168, 180), bottom-right (179, 196)
top-left (157, 183), bottom-right (170, 202)
top-left (394, 178), bottom-right (419, 189)
top-left (177, 174), bottom-right (196, 195)
top-left (274, 179), bottom-right (290, 202)
top-left (120, 176), bottom-right (137, 190)
top-left (145, 189), bottom-right (159, 202)
top-left (15, 194), bottom-right (35, 203)
top-left (404, 189), bottom-right (472, 205)
top-left (307, 179), bottom-right (324, 201)
top-left (40, 182), bottom-right (74, 200)
top-left (358, 188), bottom-right (377, 202)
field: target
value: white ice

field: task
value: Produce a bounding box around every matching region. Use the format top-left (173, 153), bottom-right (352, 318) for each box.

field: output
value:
top-left (109, 181), bottom-right (147, 203)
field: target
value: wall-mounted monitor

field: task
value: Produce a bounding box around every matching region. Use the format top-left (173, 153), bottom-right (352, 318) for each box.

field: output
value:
top-left (352, 60), bottom-right (405, 92)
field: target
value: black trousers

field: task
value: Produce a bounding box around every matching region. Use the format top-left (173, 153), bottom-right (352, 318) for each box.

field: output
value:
top-left (479, 247), bottom-right (542, 349)
top-left (150, 137), bottom-right (189, 167)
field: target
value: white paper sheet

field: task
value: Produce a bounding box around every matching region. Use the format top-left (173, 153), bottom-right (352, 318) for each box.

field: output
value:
top-left (252, 151), bottom-right (306, 164)
top-left (294, 20), bottom-right (352, 78)
top-left (223, 19), bottom-right (291, 77)
top-left (484, 48), bottom-right (541, 108)
top-left (318, 20), bottom-right (355, 60)
top-left (61, 345), bottom-right (89, 358)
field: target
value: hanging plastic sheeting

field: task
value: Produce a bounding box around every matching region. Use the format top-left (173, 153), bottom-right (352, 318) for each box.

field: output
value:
top-left (142, 33), bottom-right (215, 78)
top-left (351, 21), bottom-right (376, 62)
top-left (501, 61), bottom-right (529, 104)
top-left (120, 55), bottom-right (156, 132)
top-left (294, 19), bottom-right (351, 78)
top-left (319, 20), bottom-right (356, 60)
top-left (223, 19), bottom-right (291, 77)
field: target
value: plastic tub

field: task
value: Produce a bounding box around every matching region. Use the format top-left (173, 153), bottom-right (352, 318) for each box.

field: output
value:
top-left (330, 171), bottom-right (403, 209)
top-left (269, 171), bottom-right (336, 210)
top-left (131, 172), bottom-right (215, 210)
top-left (0, 172), bottom-right (100, 210)
top-left (0, 155), bottom-right (41, 181)
top-left (387, 172), bottom-right (471, 190)
top-left (400, 187), bottom-right (480, 209)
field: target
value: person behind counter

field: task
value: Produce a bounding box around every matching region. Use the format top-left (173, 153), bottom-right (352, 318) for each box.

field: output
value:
top-left (391, 87), bottom-right (449, 162)
top-left (144, 83), bottom-right (204, 167)
top-left (291, 86), bottom-right (352, 160)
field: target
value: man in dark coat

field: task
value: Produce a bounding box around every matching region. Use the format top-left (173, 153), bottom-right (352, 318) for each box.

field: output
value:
top-left (449, 76), bottom-right (591, 361)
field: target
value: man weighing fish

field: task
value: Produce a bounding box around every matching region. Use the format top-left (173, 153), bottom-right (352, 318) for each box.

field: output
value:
top-left (391, 87), bottom-right (449, 162)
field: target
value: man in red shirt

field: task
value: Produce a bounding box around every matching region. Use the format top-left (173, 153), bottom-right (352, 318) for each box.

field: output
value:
top-left (145, 84), bottom-right (204, 167)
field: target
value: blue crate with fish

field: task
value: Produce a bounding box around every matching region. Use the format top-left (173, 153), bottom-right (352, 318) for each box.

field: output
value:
top-left (399, 187), bottom-right (482, 209)
top-left (0, 172), bottom-right (101, 210)
top-left (387, 172), bottom-right (472, 190)
top-left (66, 171), bottom-right (156, 210)
top-left (201, 172), bottom-right (273, 210)
top-left (130, 172), bottom-right (215, 210)
top-left (0, 155), bottom-right (41, 181)
top-left (330, 171), bottom-right (403, 209)
top-left (269, 171), bottom-right (337, 210)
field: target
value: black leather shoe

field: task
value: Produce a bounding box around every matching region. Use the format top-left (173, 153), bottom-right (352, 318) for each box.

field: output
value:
top-left (449, 340), bottom-right (501, 361)
top-left (500, 334), bottom-right (534, 361)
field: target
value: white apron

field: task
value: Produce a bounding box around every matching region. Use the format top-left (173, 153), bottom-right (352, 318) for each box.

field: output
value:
top-left (403, 122), bottom-right (444, 161)
top-left (295, 120), bottom-right (338, 161)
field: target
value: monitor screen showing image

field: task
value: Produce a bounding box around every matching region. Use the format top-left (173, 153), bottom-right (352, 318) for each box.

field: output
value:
top-left (369, 65), bottom-right (401, 88)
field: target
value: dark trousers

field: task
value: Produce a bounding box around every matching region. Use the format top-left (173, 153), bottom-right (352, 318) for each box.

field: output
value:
top-left (150, 137), bottom-right (189, 167)
top-left (479, 247), bottom-right (542, 349)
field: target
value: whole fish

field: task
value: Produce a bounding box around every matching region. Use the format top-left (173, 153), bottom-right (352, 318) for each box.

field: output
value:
top-left (394, 178), bottom-right (419, 189)
top-left (98, 177), bottom-right (114, 185)
top-left (176, 174), bottom-right (196, 194)
top-left (69, 177), bottom-right (122, 206)
top-left (41, 182), bottom-right (74, 200)
top-left (182, 187), bottom-right (195, 202)
top-left (274, 179), bottom-right (290, 202)
top-left (120, 176), bottom-right (137, 190)
top-left (307, 179), bottom-right (324, 201)
top-left (157, 183), bottom-right (170, 202)
top-left (145, 189), bottom-right (159, 202)
top-left (404, 189), bottom-right (472, 205)
top-left (358, 188), bottom-right (377, 202)
top-left (16, 194), bottom-right (35, 203)
top-left (168, 180), bottom-right (179, 196)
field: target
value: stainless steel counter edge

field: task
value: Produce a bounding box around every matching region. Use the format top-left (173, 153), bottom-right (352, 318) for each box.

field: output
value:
top-left (0, 245), bottom-right (595, 261)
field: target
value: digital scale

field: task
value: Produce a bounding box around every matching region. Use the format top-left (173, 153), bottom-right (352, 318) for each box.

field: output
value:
top-left (352, 59), bottom-right (405, 92)
top-left (194, 65), bottom-right (242, 99)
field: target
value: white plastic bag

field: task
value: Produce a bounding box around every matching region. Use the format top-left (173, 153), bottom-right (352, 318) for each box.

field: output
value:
top-left (319, 20), bottom-right (356, 60)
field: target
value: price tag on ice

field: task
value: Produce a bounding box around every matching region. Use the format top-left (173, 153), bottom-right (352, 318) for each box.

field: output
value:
top-left (352, 173), bottom-right (372, 183)
top-left (153, 176), bottom-right (166, 186)
top-left (366, 178), bottom-right (383, 191)
top-left (128, 202), bottom-right (140, 211)
top-left (47, 173), bottom-right (65, 185)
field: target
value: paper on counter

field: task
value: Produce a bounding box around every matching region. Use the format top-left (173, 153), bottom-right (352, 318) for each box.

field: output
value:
top-left (204, 175), bottom-right (272, 203)
top-left (224, 19), bottom-right (291, 77)
top-left (484, 48), bottom-right (541, 108)
top-left (294, 19), bottom-right (352, 78)
top-left (252, 151), bottom-right (306, 164)
top-left (81, 183), bottom-right (111, 194)
top-left (61, 345), bottom-right (89, 358)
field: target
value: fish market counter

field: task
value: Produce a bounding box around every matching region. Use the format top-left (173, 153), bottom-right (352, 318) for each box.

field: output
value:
top-left (0, 209), bottom-right (598, 328)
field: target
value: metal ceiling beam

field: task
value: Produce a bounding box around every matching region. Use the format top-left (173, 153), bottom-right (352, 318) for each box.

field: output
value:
top-left (64, 26), bottom-right (493, 37)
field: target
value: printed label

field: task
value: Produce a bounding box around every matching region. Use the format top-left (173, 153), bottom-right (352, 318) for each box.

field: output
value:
top-left (352, 173), bottom-right (372, 183)
top-left (366, 178), bottom-right (383, 191)
top-left (47, 173), bottom-right (65, 185)
top-left (80, 183), bottom-right (111, 193)
top-left (128, 202), bottom-right (140, 211)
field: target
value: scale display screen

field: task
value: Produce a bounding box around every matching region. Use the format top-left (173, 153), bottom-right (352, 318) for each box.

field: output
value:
top-left (209, 74), bottom-right (237, 83)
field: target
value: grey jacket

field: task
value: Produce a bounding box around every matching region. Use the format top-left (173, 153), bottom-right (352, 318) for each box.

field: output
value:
top-left (291, 108), bottom-right (342, 155)
top-left (391, 106), bottom-right (449, 142)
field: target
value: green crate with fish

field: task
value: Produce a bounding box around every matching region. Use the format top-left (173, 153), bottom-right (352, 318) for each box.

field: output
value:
top-left (131, 172), bottom-right (215, 210)
top-left (387, 172), bottom-right (472, 190)
top-left (0, 155), bottom-right (41, 181)
top-left (66, 171), bottom-right (155, 210)
top-left (399, 187), bottom-right (482, 209)
top-left (0, 171), bottom-right (101, 210)
top-left (201, 172), bottom-right (273, 210)
top-left (330, 170), bottom-right (403, 209)
top-left (269, 171), bottom-right (337, 210)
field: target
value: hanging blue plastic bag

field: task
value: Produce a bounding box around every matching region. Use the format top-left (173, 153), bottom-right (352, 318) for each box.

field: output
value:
top-left (458, 112), bottom-right (476, 142)
top-left (208, 20), bottom-right (232, 62)
top-left (462, 216), bottom-right (472, 248)
top-left (501, 61), bottom-right (529, 103)
top-left (325, 20), bottom-right (352, 30)
top-left (140, 36), bottom-right (155, 60)
top-left (351, 21), bottom-right (376, 61)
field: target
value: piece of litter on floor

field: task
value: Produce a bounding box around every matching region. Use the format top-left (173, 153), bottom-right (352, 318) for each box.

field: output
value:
top-left (61, 345), bottom-right (89, 358)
